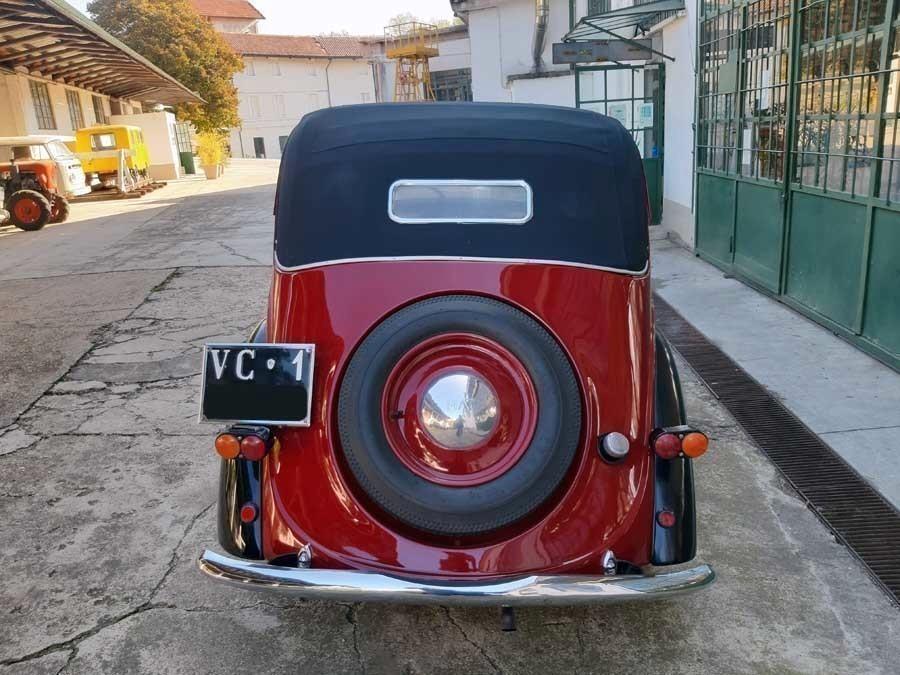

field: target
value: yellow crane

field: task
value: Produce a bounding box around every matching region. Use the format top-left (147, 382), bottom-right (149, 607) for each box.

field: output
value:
top-left (384, 22), bottom-right (439, 101)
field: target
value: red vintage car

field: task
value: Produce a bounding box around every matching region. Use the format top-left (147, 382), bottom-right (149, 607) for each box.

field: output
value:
top-left (198, 103), bottom-right (714, 621)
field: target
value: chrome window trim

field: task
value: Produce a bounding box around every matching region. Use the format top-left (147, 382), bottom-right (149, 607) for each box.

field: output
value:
top-left (387, 179), bottom-right (534, 225)
top-left (273, 252), bottom-right (649, 277)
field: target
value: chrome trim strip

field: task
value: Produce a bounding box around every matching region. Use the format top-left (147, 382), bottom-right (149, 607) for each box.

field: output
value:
top-left (198, 550), bottom-right (715, 606)
top-left (273, 253), bottom-right (650, 277)
top-left (388, 179), bottom-right (533, 225)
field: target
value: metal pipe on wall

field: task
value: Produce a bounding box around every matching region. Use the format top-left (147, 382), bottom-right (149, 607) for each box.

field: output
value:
top-left (532, 0), bottom-right (550, 72)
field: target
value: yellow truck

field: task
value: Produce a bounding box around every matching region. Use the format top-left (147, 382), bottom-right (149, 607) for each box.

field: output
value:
top-left (69, 125), bottom-right (150, 188)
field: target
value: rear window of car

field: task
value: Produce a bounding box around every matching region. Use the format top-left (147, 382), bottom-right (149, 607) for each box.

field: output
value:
top-left (91, 133), bottom-right (117, 150)
top-left (389, 180), bottom-right (533, 224)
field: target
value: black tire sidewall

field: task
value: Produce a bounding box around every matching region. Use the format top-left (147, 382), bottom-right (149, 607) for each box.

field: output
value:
top-left (338, 295), bottom-right (582, 536)
top-left (50, 197), bottom-right (70, 224)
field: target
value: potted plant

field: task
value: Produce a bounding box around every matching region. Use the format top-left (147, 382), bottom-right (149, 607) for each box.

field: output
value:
top-left (197, 132), bottom-right (224, 180)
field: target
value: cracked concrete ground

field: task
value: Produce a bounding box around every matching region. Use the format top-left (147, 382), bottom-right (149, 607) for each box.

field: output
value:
top-left (1, 160), bottom-right (898, 674)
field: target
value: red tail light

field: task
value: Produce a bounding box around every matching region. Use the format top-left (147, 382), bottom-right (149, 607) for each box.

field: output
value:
top-left (240, 435), bottom-right (268, 461)
top-left (214, 426), bottom-right (273, 461)
top-left (652, 432), bottom-right (682, 459)
top-left (651, 428), bottom-right (709, 460)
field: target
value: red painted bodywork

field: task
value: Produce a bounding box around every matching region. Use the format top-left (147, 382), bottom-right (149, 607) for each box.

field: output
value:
top-left (263, 261), bottom-right (655, 578)
top-left (0, 160), bottom-right (57, 191)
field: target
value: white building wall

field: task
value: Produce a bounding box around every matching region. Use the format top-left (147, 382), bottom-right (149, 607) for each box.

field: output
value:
top-left (510, 73), bottom-right (574, 104)
top-left (467, 0), bottom-right (571, 102)
top-left (661, 6), bottom-right (697, 246)
top-left (110, 111), bottom-right (181, 180)
top-left (230, 56), bottom-right (376, 159)
top-left (210, 17), bottom-right (258, 33)
top-left (328, 60), bottom-right (378, 106)
top-left (430, 36), bottom-right (472, 72)
top-left (464, 0), bottom-right (698, 241)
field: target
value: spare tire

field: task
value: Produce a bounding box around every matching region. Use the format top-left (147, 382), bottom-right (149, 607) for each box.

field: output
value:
top-left (338, 295), bottom-right (582, 536)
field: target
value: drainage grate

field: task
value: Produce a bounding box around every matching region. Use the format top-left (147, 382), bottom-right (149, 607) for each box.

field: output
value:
top-left (654, 295), bottom-right (900, 606)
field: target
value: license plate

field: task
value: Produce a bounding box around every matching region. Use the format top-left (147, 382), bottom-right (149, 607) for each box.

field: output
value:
top-left (200, 343), bottom-right (315, 426)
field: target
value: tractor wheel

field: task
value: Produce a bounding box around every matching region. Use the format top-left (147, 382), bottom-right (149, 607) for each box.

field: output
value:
top-left (50, 196), bottom-right (70, 224)
top-left (7, 190), bottom-right (52, 231)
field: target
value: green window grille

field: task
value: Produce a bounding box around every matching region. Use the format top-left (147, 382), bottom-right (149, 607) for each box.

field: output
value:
top-left (699, 0), bottom-right (900, 200)
top-left (698, 4), bottom-right (742, 173)
top-left (29, 80), bottom-right (56, 130)
top-left (589, 0), bottom-right (611, 13)
top-left (92, 95), bottom-right (108, 125)
top-left (66, 90), bottom-right (84, 130)
top-left (696, 0), bottom-right (900, 370)
top-left (794, 0), bottom-right (890, 198)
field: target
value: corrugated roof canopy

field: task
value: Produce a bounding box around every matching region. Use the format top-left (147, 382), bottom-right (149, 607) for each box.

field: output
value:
top-left (0, 0), bottom-right (202, 104)
top-left (564, 0), bottom-right (684, 41)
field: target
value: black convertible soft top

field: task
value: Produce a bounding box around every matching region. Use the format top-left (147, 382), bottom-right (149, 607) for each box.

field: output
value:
top-left (274, 102), bottom-right (649, 273)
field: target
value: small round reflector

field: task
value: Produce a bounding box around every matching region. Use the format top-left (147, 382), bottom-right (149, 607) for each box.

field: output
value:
top-left (656, 509), bottom-right (676, 528)
top-left (653, 433), bottom-right (681, 460)
top-left (682, 432), bottom-right (709, 458)
top-left (214, 433), bottom-right (241, 459)
top-left (600, 432), bottom-right (631, 460)
top-left (240, 435), bottom-right (267, 461)
top-left (240, 502), bottom-right (258, 523)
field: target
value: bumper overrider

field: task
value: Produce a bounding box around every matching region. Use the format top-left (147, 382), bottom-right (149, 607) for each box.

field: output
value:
top-left (198, 549), bottom-right (715, 606)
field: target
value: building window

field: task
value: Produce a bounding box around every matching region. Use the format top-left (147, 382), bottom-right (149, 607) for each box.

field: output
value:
top-left (92, 95), bottom-right (108, 124)
top-left (249, 95), bottom-right (261, 119)
top-left (253, 137), bottom-right (266, 158)
top-left (432, 69), bottom-right (473, 102)
top-left (273, 61), bottom-right (282, 76)
top-left (274, 94), bottom-right (285, 118)
top-left (30, 80), bottom-right (56, 130)
top-left (278, 135), bottom-right (289, 153)
top-left (90, 133), bottom-right (117, 150)
top-left (245, 59), bottom-right (255, 76)
top-left (66, 90), bottom-right (84, 130)
top-left (588, 0), bottom-right (610, 14)
top-left (361, 92), bottom-right (371, 103)
top-left (306, 93), bottom-right (319, 111)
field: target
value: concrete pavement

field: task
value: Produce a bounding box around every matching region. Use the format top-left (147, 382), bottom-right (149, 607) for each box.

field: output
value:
top-left (1, 160), bottom-right (898, 674)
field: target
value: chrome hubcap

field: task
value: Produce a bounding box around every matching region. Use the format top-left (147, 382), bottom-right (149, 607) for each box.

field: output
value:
top-left (419, 371), bottom-right (499, 449)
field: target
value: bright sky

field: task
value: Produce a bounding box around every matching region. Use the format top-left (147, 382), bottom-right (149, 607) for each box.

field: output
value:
top-left (68, 1), bottom-right (457, 36)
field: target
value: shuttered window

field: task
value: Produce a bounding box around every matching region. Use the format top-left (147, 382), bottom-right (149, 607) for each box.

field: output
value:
top-left (66, 90), bottom-right (84, 130)
top-left (92, 95), bottom-right (108, 124)
top-left (30, 80), bottom-right (56, 130)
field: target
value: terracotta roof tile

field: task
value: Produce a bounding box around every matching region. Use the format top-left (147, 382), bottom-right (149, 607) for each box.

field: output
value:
top-left (222, 33), bottom-right (326, 58)
top-left (190, 0), bottom-right (264, 20)
top-left (317, 36), bottom-right (372, 58)
top-left (222, 33), bottom-right (371, 59)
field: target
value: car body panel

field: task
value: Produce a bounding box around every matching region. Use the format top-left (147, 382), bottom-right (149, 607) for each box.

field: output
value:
top-left (69, 124), bottom-right (150, 178)
top-left (258, 260), bottom-right (656, 577)
top-left (0, 136), bottom-right (89, 199)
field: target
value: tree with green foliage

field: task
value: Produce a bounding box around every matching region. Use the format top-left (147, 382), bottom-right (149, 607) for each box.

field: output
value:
top-left (88, 0), bottom-right (243, 132)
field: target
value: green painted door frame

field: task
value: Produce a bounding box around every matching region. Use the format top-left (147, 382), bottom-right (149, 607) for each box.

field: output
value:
top-left (576, 63), bottom-right (666, 224)
top-left (695, 0), bottom-right (900, 371)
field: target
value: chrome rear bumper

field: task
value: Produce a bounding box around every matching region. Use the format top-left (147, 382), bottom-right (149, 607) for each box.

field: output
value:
top-left (198, 549), bottom-right (715, 607)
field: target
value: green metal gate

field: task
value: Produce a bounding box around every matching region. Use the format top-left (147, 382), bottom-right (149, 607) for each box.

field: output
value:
top-left (697, 0), bottom-right (900, 370)
top-left (577, 64), bottom-right (666, 223)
